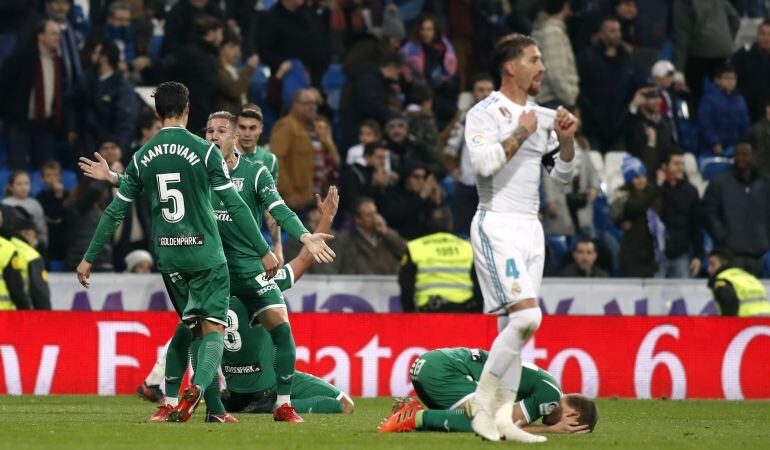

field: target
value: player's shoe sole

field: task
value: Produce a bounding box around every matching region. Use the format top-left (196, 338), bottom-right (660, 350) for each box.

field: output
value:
top-left (167, 385), bottom-right (203, 423)
top-left (205, 411), bottom-right (239, 423)
top-left (146, 404), bottom-right (173, 422)
top-left (136, 382), bottom-right (165, 403)
top-left (378, 400), bottom-right (424, 432)
top-left (274, 403), bottom-right (304, 423)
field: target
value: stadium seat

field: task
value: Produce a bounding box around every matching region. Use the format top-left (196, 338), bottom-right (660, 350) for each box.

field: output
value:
top-left (683, 152), bottom-right (706, 196)
top-left (0, 168), bottom-right (9, 200)
top-left (545, 233), bottom-right (569, 269)
top-left (61, 170), bottom-right (77, 191)
top-left (0, 33), bottom-right (16, 69)
top-left (699, 156), bottom-right (733, 181)
top-left (604, 151), bottom-right (627, 196)
top-left (762, 251), bottom-right (770, 278)
top-left (148, 35), bottom-right (163, 59)
top-left (30, 171), bottom-right (46, 197)
top-left (321, 61), bottom-right (346, 112)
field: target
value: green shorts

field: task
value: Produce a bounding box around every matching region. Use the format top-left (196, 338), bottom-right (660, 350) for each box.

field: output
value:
top-left (229, 268), bottom-right (291, 325)
top-left (162, 263), bottom-right (231, 326)
top-left (410, 352), bottom-right (476, 410)
top-left (222, 371), bottom-right (341, 413)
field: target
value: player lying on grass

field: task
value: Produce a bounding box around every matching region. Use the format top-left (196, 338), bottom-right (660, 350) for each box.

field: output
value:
top-left (378, 347), bottom-right (598, 434)
top-left (79, 111), bottom-right (334, 423)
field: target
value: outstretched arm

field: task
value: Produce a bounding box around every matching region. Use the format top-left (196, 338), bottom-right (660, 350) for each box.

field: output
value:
top-left (79, 153), bottom-right (122, 186)
top-left (288, 186), bottom-right (339, 281)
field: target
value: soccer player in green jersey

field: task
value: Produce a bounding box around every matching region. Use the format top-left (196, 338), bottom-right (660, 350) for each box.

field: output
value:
top-left (236, 105), bottom-right (284, 268)
top-left (378, 348), bottom-right (598, 435)
top-left (75, 82), bottom-right (278, 424)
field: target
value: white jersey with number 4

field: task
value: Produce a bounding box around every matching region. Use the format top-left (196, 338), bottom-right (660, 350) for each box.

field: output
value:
top-left (464, 91), bottom-right (559, 216)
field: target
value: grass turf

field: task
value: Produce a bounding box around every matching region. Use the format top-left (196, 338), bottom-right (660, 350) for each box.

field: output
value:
top-left (1, 396), bottom-right (769, 449)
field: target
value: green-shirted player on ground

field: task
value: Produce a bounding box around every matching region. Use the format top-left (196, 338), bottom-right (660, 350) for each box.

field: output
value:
top-left (79, 111), bottom-right (335, 424)
top-left (221, 185), bottom-right (354, 415)
top-left (75, 82), bottom-right (276, 424)
top-left (236, 104), bottom-right (284, 268)
top-left (378, 348), bottom-right (598, 435)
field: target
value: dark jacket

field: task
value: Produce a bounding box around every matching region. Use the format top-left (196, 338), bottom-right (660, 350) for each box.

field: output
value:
top-left (340, 163), bottom-right (386, 213)
top-left (625, 112), bottom-right (675, 174)
top-left (36, 188), bottom-right (68, 261)
top-left (697, 83), bottom-right (750, 153)
top-left (732, 43), bottom-right (770, 122)
top-left (576, 42), bottom-right (636, 147)
top-left (337, 228), bottom-right (406, 275)
top-left (703, 169), bottom-right (770, 257)
top-left (612, 186), bottom-right (660, 277)
top-left (660, 179), bottom-right (703, 260)
top-left (749, 117), bottom-right (770, 178)
top-left (558, 262), bottom-right (609, 278)
top-left (256, 2), bottom-right (330, 84)
top-left (339, 66), bottom-right (397, 151)
top-left (171, 38), bottom-right (220, 132)
top-left (379, 185), bottom-right (437, 241)
top-left (63, 182), bottom-right (113, 272)
top-left (160, 0), bottom-right (226, 57)
top-left (73, 70), bottom-right (139, 153)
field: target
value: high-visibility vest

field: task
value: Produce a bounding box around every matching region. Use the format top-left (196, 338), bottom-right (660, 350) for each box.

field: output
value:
top-left (407, 232), bottom-right (474, 308)
top-left (0, 237), bottom-right (19, 311)
top-left (715, 268), bottom-right (770, 317)
top-left (10, 237), bottom-right (45, 296)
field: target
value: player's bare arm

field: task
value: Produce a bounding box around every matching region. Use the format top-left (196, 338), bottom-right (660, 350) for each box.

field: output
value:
top-left (265, 212), bottom-right (284, 267)
top-left (502, 110), bottom-right (538, 160)
top-left (289, 186), bottom-right (339, 279)
top-left (554, 106), bottom-right (577, 162)
top-left (79, 152), bottom-right (120, 186)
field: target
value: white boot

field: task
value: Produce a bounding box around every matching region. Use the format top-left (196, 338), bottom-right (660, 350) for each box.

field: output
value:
top-left (495, 390), bottom-right (547, 443)
top-left (467, 370), bottom-right (502, 441)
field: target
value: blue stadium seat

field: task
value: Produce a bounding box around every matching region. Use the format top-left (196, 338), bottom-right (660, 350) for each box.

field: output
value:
top-left (49, 260), bottom-right (65, 273)
top-left (545, 233), bottom-right (569, 269)
top-left (149, 35), bottom-right (163, 59)
top-left (699, 156), bottom-right (733, 181)
top-left (762, 251), bottom-right (770, 279)
top-left (0, 168), bottom-right (10, 200)
top-left (30, 171), bottom-right (46, 197)
top-left (61, 170), bottom-right (78, 191)
top-left (321, 62), bottom-right (346, 112)
top-left (0, 33), bottom-right (17, 69)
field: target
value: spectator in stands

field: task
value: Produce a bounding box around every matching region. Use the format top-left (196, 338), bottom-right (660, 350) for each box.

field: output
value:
top-left (749, 99), bottom-right (770, 178)
top-left (697, 63), bottom-right (750, 156)
top-left (610, 156), bottom-right (662, 278)
top-left (129, 110), bottom-right (161, 159)
top-left (471, 0), bottom-right (513, 73)
top-left (672, 0), bottom-right (739, 110)
top-left (385, 113), bottom-right (443, 178)
top-left (271, 89), bottom-right (335, 212)
top-left (558, 238), bottom-right (609, 278)
top-left (44, 0), bottom-right (83, 90)
top-left (313, 115), bottom-right (341, 192)
top-left (124, 249), bottom-right (153, 274)
top-left (215, 30), bottom-right (259, 114)
top-left (63, 179), bottom-right (113, 271)
top-left (442, 73), bottom-right (494, 235)
top-left (257, 0), bottom-right (331, 85)
top-left (341, 3), bottom-right (405, 78)
top-left (405, 83), bottom-right (439, 161)
top-left (74, 39), bottom-right (139, 153)
top-left (731, 19), bottom-right (770, 123)
top-left (345, 120), bottom-right (384, 167)
top-left (0, 19), bottom-right (74, 169)
top-left (99, 2), bottom-right (138, 70)
top-left (532, 0), bottom-right (579, 109)
top-left (2, 171), bottom-right (48, 249)
top-left (160, 0), bottom-right (226, 57)
top-left (445, 0), bottom-right (474, 90)
top-left (94, 137), bottom-right (123, 171)
top-left (626, 83), bottom-right (675, 174)
top-left (658, 150), bottom-right (704, 278)
top-left (339, 53), bottom-right (402, 152)
top-left (399, 207), bottom-right (481, 312)
top-left (338, 197), bottom-right (406, 275)
top-left (341, 142), bottom-right (394, 213)
top-left (36, 160), bottom-right (67, 262)
top-left (703, 141), bottom-right (770, 276)
top-left (400, 13), bottom-right (458, 126)
top-left (380, 162), bottom-right (443, 241)
top-left (577, 16), bottom-right (636, 152)
top-left (173, 15), bottom-right (224, 132)
top-left (707, 247), bottom-right (770, 317)
top-left (649, 59), bottom-right (696, 150)
top-left (282, 199), bottom-right (341, 275)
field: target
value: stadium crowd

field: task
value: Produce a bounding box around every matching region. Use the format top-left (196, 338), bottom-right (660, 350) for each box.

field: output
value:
top-left (0, 0), bottom-right (769, 290)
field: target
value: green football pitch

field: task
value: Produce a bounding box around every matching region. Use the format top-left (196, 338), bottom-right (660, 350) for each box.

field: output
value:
top-left (1, 396), bottom-right (769, 449)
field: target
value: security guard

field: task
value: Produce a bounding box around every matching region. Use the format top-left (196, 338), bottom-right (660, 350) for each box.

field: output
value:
top-left (707, 248), bottom-right (770, 317)
top-left (0, 207), bottom-right (31, 310)
top-left (399, 208), bottom-right (480, 312)
top-left (4, 207), bottom-right (50, 310)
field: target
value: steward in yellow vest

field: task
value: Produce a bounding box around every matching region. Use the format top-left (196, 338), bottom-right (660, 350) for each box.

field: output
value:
top-left (707, 248), bottom-right (770, 317)
top-left (399, 208), bottom-right (480, 312)
top-left (0, 206), bottom-right (31, 310)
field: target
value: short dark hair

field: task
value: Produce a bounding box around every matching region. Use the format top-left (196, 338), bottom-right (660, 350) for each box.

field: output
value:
top-left (194, 15), bottom-right (223, 38)
top-left (564, 394), bottom-right (599, 433)
top-left (238, 104), bottom-right (263, 123)
top-left (153, 82), bottom-right (189, 120)
top-left (137, 109), bottom-right (160, 131)
top-left (378, 53), bottom-right (403, 68)
top-left (470, 72), bottom-right (495, 89)
top-left (491, 33), bottom-right (538, 78)
top-left (98, 135), bottom-right (120, 149)
top-left (427, 207), bottom-right (453, 233)
top-left (760, 18), bottom-right (770, 29)
top-left (409, 82), bottom-right (433, 103)
top-left (36, 18), bottom-right (57, 37)
top-left (714, 62), bottom-right (736, 78)
top-left (665, 147), bottom-right (685, 164)
top-left (363, 142), bottom-right (386, 157)
top-left (544, 0), bottom-right (568, 15)
top-left (360, 119), bottom-right (382, 138)
top-left (710, 247), bottom-right (734, 265)
top-left (108, 1), bottom-right (131, 18)
top-left (99, 39), bottom-right (120, 69)
top-left (354, 196), bottom-right (375, 216)
top-left (222, 27), bottom-right (241, 47)
top-left (40, 160), bottom-right (61, 173)
top-left (572, 237), bottom-right (596, 252)
top-left (735, 137), bottom-right (754, 150)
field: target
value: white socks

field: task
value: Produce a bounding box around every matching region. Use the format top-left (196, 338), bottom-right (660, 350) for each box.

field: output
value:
top-left (486, 307), bottom-right (542, 393)
top-left (276, 395), bottom-right (291, 407)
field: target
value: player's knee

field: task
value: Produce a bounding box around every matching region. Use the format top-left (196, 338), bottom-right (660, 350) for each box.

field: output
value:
top-left (507, 306), bottom-right (542, 341)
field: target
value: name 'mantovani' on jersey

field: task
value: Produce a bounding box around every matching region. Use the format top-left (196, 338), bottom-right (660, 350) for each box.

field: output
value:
top-left (464, 91), bottom-right (560, 216)
top-left (118, 126), bottom-right (232, 272)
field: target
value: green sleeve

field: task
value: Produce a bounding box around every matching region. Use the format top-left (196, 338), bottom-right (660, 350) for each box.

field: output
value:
top-left (256, 167), bottom-right (308, 241)
top-left (270, 152), bottom-right (279, 183)
top-left (210, 150), bottom-right (270, 256)
top-left (520, 380), bottom-right (562, 424)
top-left (85, 162), bottom-right (142, 263)
top-left (114, 172), bottom-right (126, 188)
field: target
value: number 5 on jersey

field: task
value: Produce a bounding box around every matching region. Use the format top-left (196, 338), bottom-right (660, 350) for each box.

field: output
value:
top-left (157, 173), bottom-right (185, 223)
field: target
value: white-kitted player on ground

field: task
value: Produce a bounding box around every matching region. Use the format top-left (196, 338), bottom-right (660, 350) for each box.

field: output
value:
top-left (464, 33), bottom-right (577, 443)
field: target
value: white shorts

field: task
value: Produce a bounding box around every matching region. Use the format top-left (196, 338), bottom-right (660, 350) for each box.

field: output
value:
top-left (470, 209), bottom-right (545, 314)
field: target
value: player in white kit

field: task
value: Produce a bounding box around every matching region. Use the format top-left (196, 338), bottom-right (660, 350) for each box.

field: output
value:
top-left (463, 34), bottom-right (577, 443)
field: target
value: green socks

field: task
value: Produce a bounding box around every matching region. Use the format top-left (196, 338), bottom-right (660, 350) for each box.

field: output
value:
top-left (164, 323), bottom-right (192, 399)
top-left (191, 332), bottom-right (224, 390)
top-left (288, 396), bottom-right (343, 414)
top-left (189, 334), bottom-right (226, 414)
top-left (269, 322), bottom-right (296, 397)
top-left (416, 409), bottom-right (474, 432)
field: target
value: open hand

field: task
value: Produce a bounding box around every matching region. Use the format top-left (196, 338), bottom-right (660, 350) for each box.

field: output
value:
top-left (79, 152), bottom-right (113, 183)
top-left (316, 186), bottom-right (339, 220)
top-left (300, 233), bottom-right (336, 263)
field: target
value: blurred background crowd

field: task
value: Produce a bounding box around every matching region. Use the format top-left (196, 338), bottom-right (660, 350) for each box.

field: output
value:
top-left (0, 0), bottom-right (769, 292)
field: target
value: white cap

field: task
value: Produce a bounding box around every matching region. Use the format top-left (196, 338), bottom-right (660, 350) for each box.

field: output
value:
top-left (124, 249), bottom-right (153, 272)
top-left (651, 60), bottom-right (675, 79)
